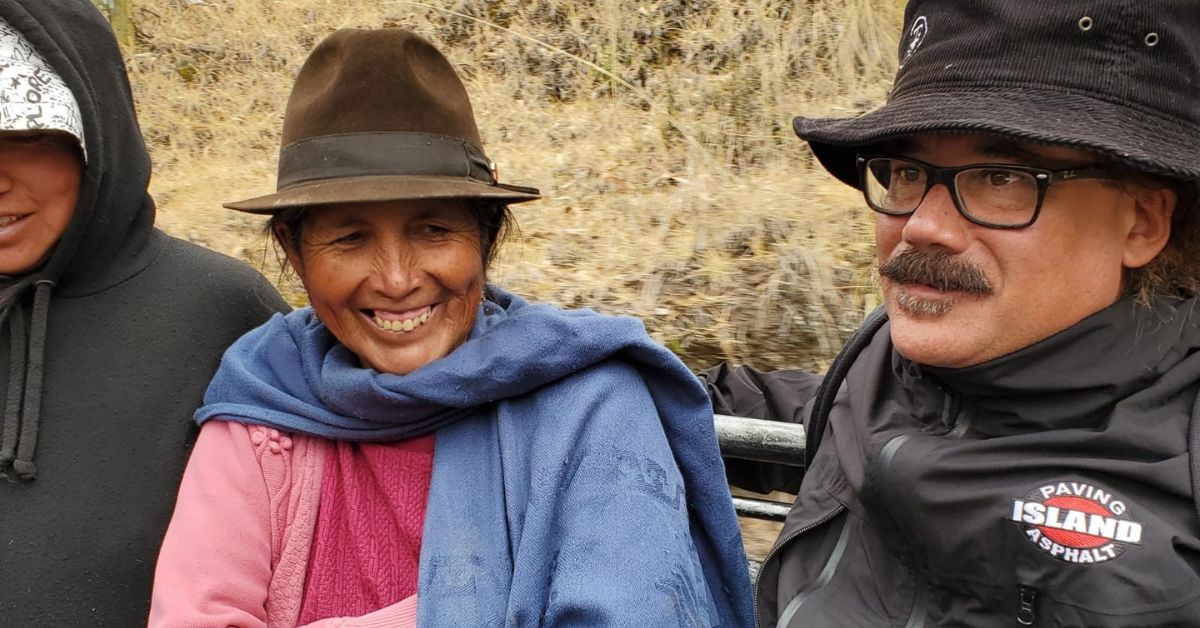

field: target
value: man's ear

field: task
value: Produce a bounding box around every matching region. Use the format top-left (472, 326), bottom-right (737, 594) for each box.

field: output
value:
top-left (1124, 185), bottom-right (1175, 269)
top-left (274, 223), bottom-right (307, 281)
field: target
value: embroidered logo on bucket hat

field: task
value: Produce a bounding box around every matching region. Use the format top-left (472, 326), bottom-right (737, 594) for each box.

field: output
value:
top-left (0, 18), bottom-right (86, 160)
top-left (899, 15), bottom-right (927, 68)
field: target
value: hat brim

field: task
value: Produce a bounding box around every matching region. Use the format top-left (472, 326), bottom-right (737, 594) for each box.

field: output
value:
top-left (224, 175), bottom-right (540, 214)
top-left (794, 86), bottom-right (1200, 189)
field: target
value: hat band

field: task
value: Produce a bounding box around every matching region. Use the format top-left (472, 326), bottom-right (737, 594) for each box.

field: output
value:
top-left (276, 132), bottom-right (496, 190)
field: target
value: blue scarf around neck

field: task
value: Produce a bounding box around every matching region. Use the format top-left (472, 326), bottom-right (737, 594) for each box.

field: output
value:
top-left (197, 287), bottom-right (754, 626)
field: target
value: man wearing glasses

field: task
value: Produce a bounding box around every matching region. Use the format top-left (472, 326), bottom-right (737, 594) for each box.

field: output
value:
top-left (704, 0), bottom-right (1200, 625)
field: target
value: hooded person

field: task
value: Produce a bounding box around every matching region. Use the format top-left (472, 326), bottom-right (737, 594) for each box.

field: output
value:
top-left (149, 27), bottom-right (753, 628)
top-left (0, 1), bottom-right (288, 625)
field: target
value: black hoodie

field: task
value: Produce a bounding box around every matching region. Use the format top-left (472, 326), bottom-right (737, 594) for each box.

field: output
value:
top-left (0, 1), bottom-right (288, 625)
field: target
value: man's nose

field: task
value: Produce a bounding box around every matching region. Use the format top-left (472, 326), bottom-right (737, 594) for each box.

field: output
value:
top-left (899, 183), bottom-right (971, 253)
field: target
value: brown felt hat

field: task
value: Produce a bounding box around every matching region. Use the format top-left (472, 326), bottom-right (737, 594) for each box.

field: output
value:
top-left (225, 28), bottom-right (539, 213)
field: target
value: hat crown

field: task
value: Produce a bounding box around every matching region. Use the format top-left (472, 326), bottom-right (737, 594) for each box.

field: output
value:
top-left (893, 0), bottom-right (1200, 127)
top-left (281, 28), bottom-right (482, 149)
top-left (225, 27), bottom-right (540, 214)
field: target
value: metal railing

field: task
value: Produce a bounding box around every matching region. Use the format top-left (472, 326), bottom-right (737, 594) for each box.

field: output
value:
top-left (715, 414), bottom-right (805, 580)
top-left (715, 413), bottom-right (804, 522)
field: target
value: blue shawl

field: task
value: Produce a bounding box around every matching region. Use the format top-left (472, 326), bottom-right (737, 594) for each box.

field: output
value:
top-left (197, 287), bottom-right (753, 626)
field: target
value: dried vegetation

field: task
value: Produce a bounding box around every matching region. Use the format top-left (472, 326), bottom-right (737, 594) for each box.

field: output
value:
top-left (121, 0), bottom-right (903, 371)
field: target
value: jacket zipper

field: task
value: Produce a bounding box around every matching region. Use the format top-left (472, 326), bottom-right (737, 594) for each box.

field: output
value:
top-left (941, 391), bottom-right (968, 438)
top-left (1016, 584), bottom-right (1038, 626)
top-left (904, 561), bottom-right (930, 628)
top-left (762, 386), bottom-right (965, 627)
top-left (876, 389), bottom-right (965, 628)
top-left (753, 503), bottom-right (847, 628)
top-left (877, 433), bottom-right (929, 628)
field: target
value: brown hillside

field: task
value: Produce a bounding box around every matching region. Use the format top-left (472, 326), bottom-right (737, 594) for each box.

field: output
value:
top-left (119, 0), bottom-right (903, 372)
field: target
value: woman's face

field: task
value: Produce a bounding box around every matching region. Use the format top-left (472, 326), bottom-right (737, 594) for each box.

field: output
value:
top-left (283, 199), bottom-right (485, 375)
top-left (0, 131), bottom-right (82, 275)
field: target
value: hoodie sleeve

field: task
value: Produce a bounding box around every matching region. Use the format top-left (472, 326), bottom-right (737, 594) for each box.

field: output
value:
top-left (699, 363), bottom-right (822, 424)
top-left (698, 363), bottom-right (821, 494)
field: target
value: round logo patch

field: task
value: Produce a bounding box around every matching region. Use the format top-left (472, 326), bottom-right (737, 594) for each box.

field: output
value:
top-left (1009, 481), bottom-right (1143, 564)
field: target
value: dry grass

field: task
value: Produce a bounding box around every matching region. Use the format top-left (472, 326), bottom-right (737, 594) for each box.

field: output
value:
top-left (120, 0), bottom-right (903, 371)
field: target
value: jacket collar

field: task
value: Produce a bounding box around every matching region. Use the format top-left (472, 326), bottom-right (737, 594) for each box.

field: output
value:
top-left (893, 296), bottom-right (1200, 436)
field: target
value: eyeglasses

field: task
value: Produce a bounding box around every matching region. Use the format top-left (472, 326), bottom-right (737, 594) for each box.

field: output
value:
top-left (856, 155), bottom-right (1120, 229)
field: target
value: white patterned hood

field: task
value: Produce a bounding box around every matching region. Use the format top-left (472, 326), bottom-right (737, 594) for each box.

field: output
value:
top-left (0, 17), bottom-right (84, 160)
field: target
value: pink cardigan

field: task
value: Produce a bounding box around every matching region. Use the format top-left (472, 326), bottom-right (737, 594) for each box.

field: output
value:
top-left (148, 421), bottom-right (417, 627)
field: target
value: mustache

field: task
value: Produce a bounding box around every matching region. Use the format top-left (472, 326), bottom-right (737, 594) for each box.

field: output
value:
top-left (879, 249), bottom-right (993, 295)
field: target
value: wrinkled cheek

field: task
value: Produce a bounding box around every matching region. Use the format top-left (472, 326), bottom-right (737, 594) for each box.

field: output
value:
top-left (444, 293), bottom-right (482, 340)
top-left (305, 280), bottom-right (356, 340)
top-left (429, 250), bottom-right (486, 344)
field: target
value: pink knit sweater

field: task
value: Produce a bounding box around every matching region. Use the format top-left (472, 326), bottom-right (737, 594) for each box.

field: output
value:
top-left (149, 421), bottom-right (419, 627)
top-left (298, 436), bottom-right (433, 623)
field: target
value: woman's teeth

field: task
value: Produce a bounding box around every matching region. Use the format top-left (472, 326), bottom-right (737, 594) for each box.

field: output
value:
top-left (0, 215), bottom-right (23, 227)
top-left (372, 308), bottom-right (431, 332)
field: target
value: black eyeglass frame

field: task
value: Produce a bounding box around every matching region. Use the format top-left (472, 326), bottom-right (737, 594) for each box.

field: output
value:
top-left (855, 154), bottom-right (1121, 229)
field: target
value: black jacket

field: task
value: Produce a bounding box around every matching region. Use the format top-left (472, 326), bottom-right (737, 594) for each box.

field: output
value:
top-left (0, 1), bottom-right (288, 625)
top-left (705, 297), bottom-right (1200, 626)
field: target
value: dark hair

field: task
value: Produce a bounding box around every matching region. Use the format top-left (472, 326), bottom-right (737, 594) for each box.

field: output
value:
top-left (266, 200), bottom-right (515, 271)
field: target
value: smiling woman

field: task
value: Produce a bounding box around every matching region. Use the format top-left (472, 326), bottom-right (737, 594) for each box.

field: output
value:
top-left (0, 3), bottom-right (290, 625)
top-left (149, 27), bottom-right (753, 628)
top-left (272, 200), bottom-right (492, 376)
top-left (0, 132), bottom-right (81, 275)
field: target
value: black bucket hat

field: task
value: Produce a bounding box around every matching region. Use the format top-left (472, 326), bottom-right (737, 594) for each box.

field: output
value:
top-left (795, 0), bottom-right (1200, 188)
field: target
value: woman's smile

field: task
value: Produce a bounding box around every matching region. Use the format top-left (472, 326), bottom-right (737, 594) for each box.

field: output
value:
top-left (368, 304), bottom-right (435, 333)
top-left (281, 199), bottom-right (486, 375)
